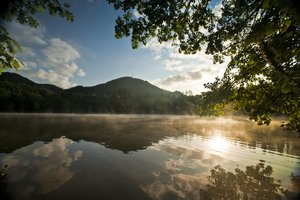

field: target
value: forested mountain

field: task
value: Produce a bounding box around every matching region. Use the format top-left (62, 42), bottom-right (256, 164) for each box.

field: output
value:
top-left (67, 76), bottom-right (166, 96)
top-left (0, 72), bottom-right (198, 114)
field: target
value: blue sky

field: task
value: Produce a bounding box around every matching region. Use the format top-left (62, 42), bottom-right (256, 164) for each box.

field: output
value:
top-left (5, 0), bottom-right (228, 94)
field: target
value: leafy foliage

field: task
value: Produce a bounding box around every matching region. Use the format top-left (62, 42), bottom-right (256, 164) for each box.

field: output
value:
top-left (0, 0), bottom-right (74, 72)
top-left (0, 26), bottom-right (21, 74)
top-left (107, 0), bottom-right (214, 50)
top-left (107, 0), bottom-right (300, 133)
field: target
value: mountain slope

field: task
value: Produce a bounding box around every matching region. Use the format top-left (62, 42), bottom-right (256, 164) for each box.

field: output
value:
top-left (66, 76), bottom-right (169, 97)
top-left (0, 72), bottom-right (198, 114)
top-left (0, 72), bottom-right (62, 92)
top-left (0, 72), bottom-right (35, 85)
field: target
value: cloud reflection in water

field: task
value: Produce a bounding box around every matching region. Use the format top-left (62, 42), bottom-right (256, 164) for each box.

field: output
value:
top-left (2, 137), bottom-right (82, 198)
top-left (142, 136), bottom-right (226, 200)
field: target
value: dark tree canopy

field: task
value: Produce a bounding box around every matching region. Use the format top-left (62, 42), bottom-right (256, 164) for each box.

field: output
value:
top-left (0, 0), bottom-right (74, 73)
top-left (108, 0), bottom-right (300, 133)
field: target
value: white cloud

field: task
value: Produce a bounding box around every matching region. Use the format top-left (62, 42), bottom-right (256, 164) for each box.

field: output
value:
top-left (37, 69), bottom-right (76, 89)
top-left (25, 37), bottom-right (85, 88)
top-left (37, 69), bottom-right (47, 80)
top-left (150, 65), bottom-right (224, 94)
top-left (187, 71), bottom-right (203, 80)
top-left (20, 61), bottom-right (37, 71)
top-left (49, 71), bottom-right (76, 88)
top-left (20, 47), bottom-right (36, 57)
top-left (144, 38), bottom-right (229, 94)
top-left (5, 21), bottom-right (85, 88)
top-left (164, 59), bottom-right (183, 71)
top-left (77, 69), bottom-right (86, 77)
top-left (212, 2), bottom-right (223, 18)
top-left (160, 70), bottom-right (207, 86)
top-left (58, 62), bottom-right (79, 77)
top-left (42, 38), bottom-right (80, 66)
top-left (154, 55), bottom-right (161, 60)
top-left (162, 75), bottom-right (188, 86)
top-left (133, 9), bottom-right (143, 18)
top-left (6, 21), bottom-right (47, 45)
top-left (144, 39), bottom-right (219, 70)
top-left (144, 38), bottom-right (174, 54)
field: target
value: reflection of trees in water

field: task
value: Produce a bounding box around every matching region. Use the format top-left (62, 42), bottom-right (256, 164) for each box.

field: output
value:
top-left (0, 115), bottom-right (184, 153)
top-left (0, 165), bottom-right (7, 182)
top-left (0, 165), bottom-right (9, 199)
top-left (199, 163), bottom-right (299, 200)
top-left (0, 115), bottom-right (299, 155)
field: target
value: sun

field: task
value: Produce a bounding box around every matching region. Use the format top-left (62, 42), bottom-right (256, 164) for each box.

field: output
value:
top-left (209, 135), bottom-right (229, 152)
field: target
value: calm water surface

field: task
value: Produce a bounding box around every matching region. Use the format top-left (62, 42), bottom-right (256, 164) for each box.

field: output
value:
top-left (0, 114), bottom-right (299, 200)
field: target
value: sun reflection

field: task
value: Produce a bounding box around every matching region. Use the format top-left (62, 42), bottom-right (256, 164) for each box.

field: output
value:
top-left (209, 135), bottom-right (229, 152)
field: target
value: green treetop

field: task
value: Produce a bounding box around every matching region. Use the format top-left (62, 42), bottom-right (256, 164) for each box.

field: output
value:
top-left (0, 0), bottom-right (74, 73)
top-left (108, 0), bottom-right (300, 133)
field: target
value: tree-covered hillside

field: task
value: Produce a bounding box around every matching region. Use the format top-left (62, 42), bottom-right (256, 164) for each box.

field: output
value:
top-left (0, 72), bottom-right (198, 114)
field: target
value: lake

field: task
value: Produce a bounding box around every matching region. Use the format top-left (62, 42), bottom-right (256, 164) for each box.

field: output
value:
top-left (0, 114), bottom-right (299, 200)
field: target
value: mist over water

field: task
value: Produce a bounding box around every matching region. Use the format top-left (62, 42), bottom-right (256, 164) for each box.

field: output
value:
top-left (0, 114), bottom-right (299, 200)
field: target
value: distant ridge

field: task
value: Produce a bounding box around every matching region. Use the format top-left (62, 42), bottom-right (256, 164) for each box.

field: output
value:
top-left (66, 76), bottom-right (169, 97)
top-left (0, 72), bottom-right (197, 114)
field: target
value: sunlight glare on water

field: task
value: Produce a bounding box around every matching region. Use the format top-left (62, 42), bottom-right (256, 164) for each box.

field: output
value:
top-left (209, 134), bottom-right (229, 153)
